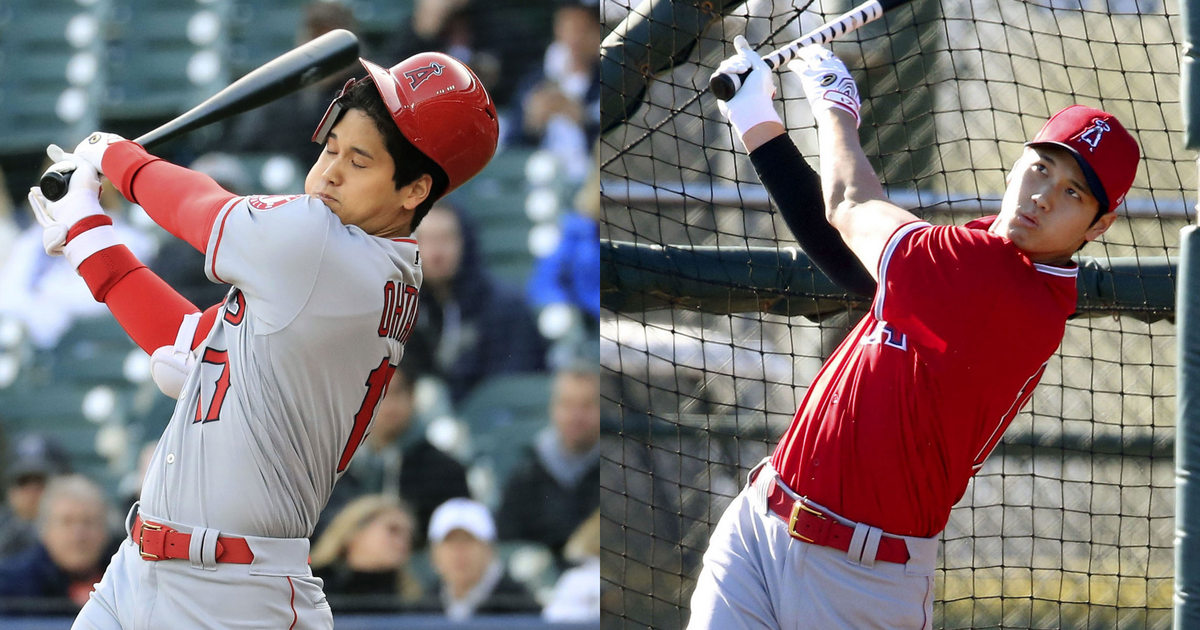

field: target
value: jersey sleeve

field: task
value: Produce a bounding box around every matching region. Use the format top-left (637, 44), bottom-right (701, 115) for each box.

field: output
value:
top-left (875, 222), bottom-right (1008, 353)
top-left (204, 195), bottom-right (332, 332)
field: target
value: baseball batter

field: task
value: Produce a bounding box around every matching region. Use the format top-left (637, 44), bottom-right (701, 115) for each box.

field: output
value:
top-left (25, 52), bottom-right (498, 629)
top-left (688, 38), bottom-right (1141, 629)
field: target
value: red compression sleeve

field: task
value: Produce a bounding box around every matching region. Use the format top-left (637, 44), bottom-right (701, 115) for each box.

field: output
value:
top-left (76, 244), bottom-right (220, 354)
top-left (103, 142), bottom-right (239, 252)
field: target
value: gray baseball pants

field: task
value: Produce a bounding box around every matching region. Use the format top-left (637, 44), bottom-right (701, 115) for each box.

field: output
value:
top-left (687, 461), bottom-right (938, 630)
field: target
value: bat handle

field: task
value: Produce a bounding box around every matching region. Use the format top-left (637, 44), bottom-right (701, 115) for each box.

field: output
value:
top-left (38, 166), bottom-right (74, 202)
top-left (710, 56), bottom-right (783, 102)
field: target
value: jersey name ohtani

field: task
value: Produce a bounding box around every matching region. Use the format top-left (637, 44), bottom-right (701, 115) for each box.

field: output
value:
top-left (378, 280), bottom-right (419, 343)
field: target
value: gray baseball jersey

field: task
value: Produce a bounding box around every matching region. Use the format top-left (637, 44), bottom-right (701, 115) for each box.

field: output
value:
top-left (138, 194), bottom-right (422, 539)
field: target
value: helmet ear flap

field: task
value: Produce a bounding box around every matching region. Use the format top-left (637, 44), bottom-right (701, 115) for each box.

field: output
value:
top-left (311, 77), bottom-right (361, 144)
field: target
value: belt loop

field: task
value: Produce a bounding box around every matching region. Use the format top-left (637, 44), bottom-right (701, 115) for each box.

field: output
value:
top-left (748, 459), bottom-right (773, 516)
top-left (189, 526), bottom-right (220, 571)
top-left (746, 458), bottom-right (770, 487)
top-left (125, 501), bottom-right (140, 537)
top-left (860, 527), bottom-right (883, 568)
top-left (847, 523), bottom-right (868, 565)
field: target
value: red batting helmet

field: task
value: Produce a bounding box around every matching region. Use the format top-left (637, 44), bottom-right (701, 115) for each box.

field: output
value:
top-left (313, 52), bottom-right (499, 195)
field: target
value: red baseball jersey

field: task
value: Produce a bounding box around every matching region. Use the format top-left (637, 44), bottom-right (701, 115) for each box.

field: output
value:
top-left (771, 216), bottom-right (1077, 537)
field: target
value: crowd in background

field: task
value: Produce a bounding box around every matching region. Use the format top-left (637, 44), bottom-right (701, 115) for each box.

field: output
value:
top-left (0, 0), bottom-right (600, 622)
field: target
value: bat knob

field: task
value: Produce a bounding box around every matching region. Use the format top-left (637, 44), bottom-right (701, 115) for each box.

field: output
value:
top-left (38, 169), bottom-right (72, 202)
top-left (710, 72), bottom-right (740, 102)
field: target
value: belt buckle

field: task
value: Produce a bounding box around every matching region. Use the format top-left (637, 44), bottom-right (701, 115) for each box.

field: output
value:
top-left (788, 500), bottom-right (825, 543)
top-left (138, 521), bottom-right (162, 559)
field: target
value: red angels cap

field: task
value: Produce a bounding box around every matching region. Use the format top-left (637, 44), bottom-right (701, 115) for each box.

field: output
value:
top-left (1027, 105), bottom-right (1140, 213)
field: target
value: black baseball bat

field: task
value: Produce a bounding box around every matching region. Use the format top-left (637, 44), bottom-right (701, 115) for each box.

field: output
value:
top-left (710, 0), bottom-right (916, 101)
top-left (39, 29), bottom-right (360, 201)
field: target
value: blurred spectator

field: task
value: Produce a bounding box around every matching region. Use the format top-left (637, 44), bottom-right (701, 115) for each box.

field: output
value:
top-left (149, 152), bottom-right (242, 309)
top-left (526, 165), bottom-right (600, 334)
top-left (385, 0), bottom-right (501, 98)
top-left (428, 498), bottom-right (539, 620)
top-left (386, 0), bottom-right (559, 107)
top-left (318, 363), bottom-right (469, 545)
top-left (405, 204), bottom-right (547, 403)
top-left (219, 1), bottom-right (362, 164)
top-left (0, 435), bottom-right (71, 560)
top-left (511, 2), bottom-right (601, 182)
top-left (542, 509), bottom-right (600, 623)
top-left (497, 361), bottom-right (599, 560)
top-left (310, 495), bottom-right (425, 611)
top-left (0, 187), bottom-right (156, 349)
top-left (0, 475), bottom-right (116, 613)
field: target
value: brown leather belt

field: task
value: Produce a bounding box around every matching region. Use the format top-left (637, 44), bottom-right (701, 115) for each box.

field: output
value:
top-left (763, 478), bottom-right (910, 565)
top-left (133, 515), bottom-right (255, 564)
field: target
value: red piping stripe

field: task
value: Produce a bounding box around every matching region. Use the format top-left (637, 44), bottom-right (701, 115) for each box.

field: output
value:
top-left (392, 238), bottom-right (418, 243)
top-left (287, 576), bottom-right (297, 630)
top-left (209, 206), bottom-right (235, 284)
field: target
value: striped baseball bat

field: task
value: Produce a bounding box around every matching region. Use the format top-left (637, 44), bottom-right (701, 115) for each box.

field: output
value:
top-left (710, 0), bottom-right (917, 101)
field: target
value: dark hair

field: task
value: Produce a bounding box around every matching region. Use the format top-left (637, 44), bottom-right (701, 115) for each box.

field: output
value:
top-left (333, 80), bottom-right (449, 230)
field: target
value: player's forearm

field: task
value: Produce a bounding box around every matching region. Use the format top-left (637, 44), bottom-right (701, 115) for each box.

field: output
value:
top-left (748, 135), bottom-right (876, 297)
top-left (103, 141), bottom-right (237, 252)
top-left (76, 242), bottom-right (218, 354)
top-left (816, 109), bottom-right (888, 223)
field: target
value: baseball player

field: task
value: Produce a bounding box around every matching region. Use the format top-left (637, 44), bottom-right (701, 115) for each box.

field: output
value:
top-left (25, 52), bottom-right (498, 629)
top-left (687, 38), bottom-right (1141, 629)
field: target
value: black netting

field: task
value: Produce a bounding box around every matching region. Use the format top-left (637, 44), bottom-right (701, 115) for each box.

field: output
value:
top-left (600, 1), bottom-right (1186, 628)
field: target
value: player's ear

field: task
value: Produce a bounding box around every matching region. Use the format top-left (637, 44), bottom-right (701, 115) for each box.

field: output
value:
top-left (401, 174), bottom-right (433, 211)
top-left (1084, 211), bottom-right (1117, 242)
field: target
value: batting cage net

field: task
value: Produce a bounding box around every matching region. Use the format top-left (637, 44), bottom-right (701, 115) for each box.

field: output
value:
top-left (599, 0), bottom-right (1187, 628)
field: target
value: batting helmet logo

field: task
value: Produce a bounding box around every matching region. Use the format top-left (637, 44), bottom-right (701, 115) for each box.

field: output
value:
top-left (403, 62), bottom-right (446, 90)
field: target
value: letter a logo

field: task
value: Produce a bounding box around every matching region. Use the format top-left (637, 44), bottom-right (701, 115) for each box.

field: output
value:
top-left (1076, 118), bottom-right (1111, 152)
top-left (403, 62), bottom-right (445, 90)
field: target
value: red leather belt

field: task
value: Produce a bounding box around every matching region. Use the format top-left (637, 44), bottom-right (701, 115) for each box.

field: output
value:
top-left (133, 515), bottom-right (255, 564)
top-left (764, 480), bottom-right (910, 565)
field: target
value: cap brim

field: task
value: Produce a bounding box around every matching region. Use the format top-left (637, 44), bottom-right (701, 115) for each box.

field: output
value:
top-left (1026, 141), bottom-right (1110, 213)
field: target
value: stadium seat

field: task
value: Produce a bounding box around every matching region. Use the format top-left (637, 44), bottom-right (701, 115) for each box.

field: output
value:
top-left (0, 3), bottom-right (100, 153)
top-left (0, 385), bottom-right (90, 427)
top-left (474, 420), bottom-right (544, 495)
top-left (226, 0), bottom-right (304, 77)
top-left (51, 319), bottom-right (139, 386)
top-left (57, 317), bottom-right (133, 346)
top-left (103, 0), bottom-right (216, 118)
top-left (458, 373), bottom-right (552, 435)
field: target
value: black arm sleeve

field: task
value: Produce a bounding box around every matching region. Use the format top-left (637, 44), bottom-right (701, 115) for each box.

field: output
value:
top-left (748, 135), bottom-right (878, 298)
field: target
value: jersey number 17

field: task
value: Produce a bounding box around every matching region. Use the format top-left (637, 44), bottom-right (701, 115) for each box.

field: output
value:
top-left (193, 353), bottom-right (396, 474)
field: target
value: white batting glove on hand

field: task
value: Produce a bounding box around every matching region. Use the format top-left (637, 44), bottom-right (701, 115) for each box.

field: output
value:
top-left (713, 35), bottom-right (782, 146)
top-left (786, 45), bottom-right (861, 127)
top-left (27, 147), bottom-right (116, 269)
top-left (71, 131), bottom-right (126, 177)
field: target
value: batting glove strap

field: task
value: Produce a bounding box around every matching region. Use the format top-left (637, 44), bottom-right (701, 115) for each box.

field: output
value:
top-left (64, 224), bottom-right (122, 271)
top-left (73, 132), bottom-right (127, 178)
top-left (714, 36), bottom-right (782, 146)
top-left (787, 45), bottom-right (862, 127)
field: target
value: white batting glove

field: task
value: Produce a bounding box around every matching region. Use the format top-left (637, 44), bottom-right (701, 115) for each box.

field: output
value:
top-left (27, 147), bottom-right (119, 269)
top-left (71, 131), bottom-right (127, 178)
top-left (713, 35), bottom-right (782, 146)
top-left (786, 45), bottom-right (861, 127)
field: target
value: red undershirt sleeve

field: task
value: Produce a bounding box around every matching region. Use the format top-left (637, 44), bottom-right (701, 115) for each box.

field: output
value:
top-left (75, 242), bottom-right (221, 354)
top-left (102, 141), bottom-right (239, 252)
